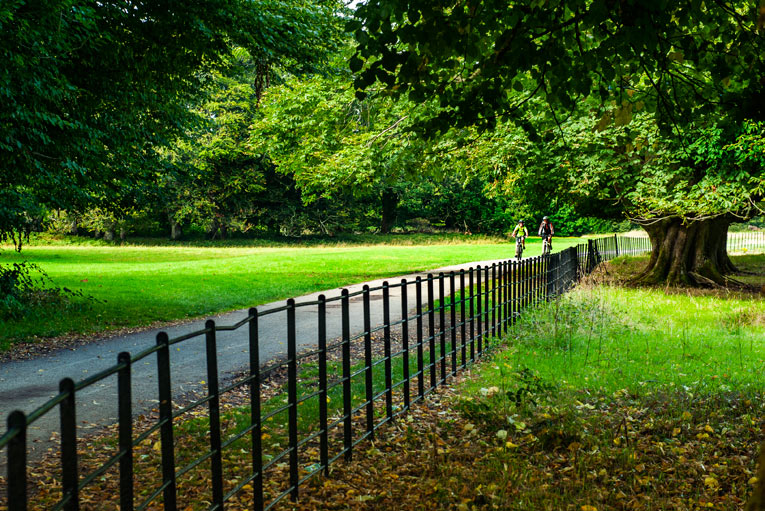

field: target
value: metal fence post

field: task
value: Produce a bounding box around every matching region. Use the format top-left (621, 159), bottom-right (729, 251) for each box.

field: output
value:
top-left (363, 286), bottom-right (374, 438)
top-left (156, 332), bottom-right (177, 511)
top-left (469, 268), bottom-right (475, 361)
top-left (205, 320), bottom-right (224, 508)
top-left (249, 308), bottom-right (264, 510)
top-left (510, 260), bottom-right (516, 325)
top-left (401, 279), bottom-right (410, 411)
top-left (502, 261), bottom-right (512, 334)
top-left (552, 254), bottom-right (558, 297)
top-left (427, 274), bottom-right (436, 391)
top-left (60, 378), bottom-right (79, 511)
top-left (524, 258), bottom-right (529, 310)
top-left (8, 411), bottom-right (27, 511)
top-left (539, 256), bottom-right (544, 304)
top-left (383, 282), bottom-right (393, 421)
top-left (496, 262), bottom-right (502, 336)
top-left (491, 263), bottom-right (497, 341)
top-left (519, 259), bottom-right (525, 313)
top-left (341, 289), bottom-right (352, 460)
top-left (476, 265), bottom-right (482, 355)
top-left (484, 265), bottom-right (490, 346)
top-left (415, 277), bottom-right (424, 398)
top-left (287, 300), bottom-right (299, 500)
top-left (459, 270), bottom-right (467, 368)
top-left (317, 298), bottom-right (328, 475)
top-left (449, 272), bottom-right (457, 376)
top-left (117, 352), bottom-right (134, 511)
top-left (438, 273), bottom-right (446, 384)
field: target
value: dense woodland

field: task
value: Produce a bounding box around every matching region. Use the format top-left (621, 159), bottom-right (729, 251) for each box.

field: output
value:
top-left (1, 0), bottom-right (764, 281)
top-left (0, 1), bottom-right (623, 244)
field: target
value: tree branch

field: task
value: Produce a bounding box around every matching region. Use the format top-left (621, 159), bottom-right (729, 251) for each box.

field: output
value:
top-left (366, 115), bottom-right (409, 146)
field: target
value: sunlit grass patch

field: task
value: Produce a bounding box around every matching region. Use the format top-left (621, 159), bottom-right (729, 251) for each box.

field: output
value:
top-left (468, 283), bottom-right (765, 396)
top-left (0, 236), bottom-right (583, 348)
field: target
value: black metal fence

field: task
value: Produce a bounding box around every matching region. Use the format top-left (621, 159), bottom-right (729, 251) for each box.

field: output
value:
top-left (577, 234), bottom-right (652, 274)
top-left (0, 237), bottom-right (650, 511)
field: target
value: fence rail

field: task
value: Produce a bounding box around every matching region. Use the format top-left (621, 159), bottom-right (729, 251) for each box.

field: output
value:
top-left (1, 236), bottom-right (651, 511)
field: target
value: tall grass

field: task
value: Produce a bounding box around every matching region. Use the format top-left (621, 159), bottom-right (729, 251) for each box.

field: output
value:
top-left (463, 275), bottom-right (765, 397)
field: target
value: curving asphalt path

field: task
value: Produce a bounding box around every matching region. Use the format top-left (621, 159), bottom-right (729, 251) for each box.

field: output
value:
top-left (0, 257), bottom-right (517, 459)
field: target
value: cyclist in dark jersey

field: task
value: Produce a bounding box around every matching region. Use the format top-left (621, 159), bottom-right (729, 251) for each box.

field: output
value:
top-left (538, 216), bottom-right (554, 250)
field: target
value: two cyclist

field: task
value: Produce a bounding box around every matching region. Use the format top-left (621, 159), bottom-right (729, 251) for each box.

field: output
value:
top-left (510, 216), bottom-right (554, 258)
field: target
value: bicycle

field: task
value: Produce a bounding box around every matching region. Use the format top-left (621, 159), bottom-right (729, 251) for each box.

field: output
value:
top-left (515, 235), bottom-right (525, 260)
top-left (542, 235), bottom-right (552, 256)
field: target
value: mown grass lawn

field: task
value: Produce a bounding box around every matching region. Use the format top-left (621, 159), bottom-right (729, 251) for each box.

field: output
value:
top-left (0, 234), bottom-right (584, 348)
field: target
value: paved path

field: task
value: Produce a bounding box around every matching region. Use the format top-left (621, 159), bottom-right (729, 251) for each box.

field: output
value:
top-left (0, 257), bottom-right (514, 457)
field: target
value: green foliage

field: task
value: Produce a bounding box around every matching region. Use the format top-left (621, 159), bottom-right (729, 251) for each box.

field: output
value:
top-left (0, 262), bottom-right (87, 320)
top-left (397, 176), bottom-right (510, 233)
top-left (447, 96), bottom-right (763, 226)
top-left (618, 120), bottom-right (765, 221)
top-left (252, 54), bottom-right (614, 235)
top-left (351, 1), bottom-right (765, 134)
top-left (350, 0), bottom-right (765, 241)
top-left (253, 52), bottom-right (435, 231)
top-left (0, 0), bottom-right (345, 246)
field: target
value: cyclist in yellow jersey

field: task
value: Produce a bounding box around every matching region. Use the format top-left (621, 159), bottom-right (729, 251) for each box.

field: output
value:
top-left (511, 220), bottom-right (528, 249)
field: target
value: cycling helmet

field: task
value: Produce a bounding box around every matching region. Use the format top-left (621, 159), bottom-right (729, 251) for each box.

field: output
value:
top-left (518, 220), bottom-right (524, 224)
top-left (543, 216), bottom-right (549, 221)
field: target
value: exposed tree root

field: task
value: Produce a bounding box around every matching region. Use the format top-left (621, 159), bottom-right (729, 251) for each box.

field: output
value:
top-left (634, 216), bottom-right (740, 288)
top-left (688, 271), bottom-right (725, 288)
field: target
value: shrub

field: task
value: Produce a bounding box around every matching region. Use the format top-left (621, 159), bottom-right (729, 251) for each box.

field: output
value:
top-left (0, 262), bottom-right (86, 320)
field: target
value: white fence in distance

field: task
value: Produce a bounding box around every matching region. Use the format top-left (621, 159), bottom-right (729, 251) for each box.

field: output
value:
top-left (602, 230), bottom-right (765, 255)
top-left (728, 231), bottom-right (765, 254)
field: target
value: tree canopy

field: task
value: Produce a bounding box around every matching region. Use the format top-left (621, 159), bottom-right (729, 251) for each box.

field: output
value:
top-left (350, 0), bottom-right (765, 285)
top-left (350, 0), bottom-right (765, 132)
top-left (0, 0), bottom-right (343, 246)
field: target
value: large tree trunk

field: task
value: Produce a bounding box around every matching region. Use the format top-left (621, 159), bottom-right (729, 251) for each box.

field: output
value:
top-left (168, 212), bottom-right (183, 240)
top-left (170, 220), bottom-right (183, 240)
top-left (206, 217), bottom-right (220, 240)
top-left (380, 188), bottom-right (400, 234)
top-left (636, 216), bottom-right (737, 286)
top-left (67, 218), bottom-right (79, 235)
